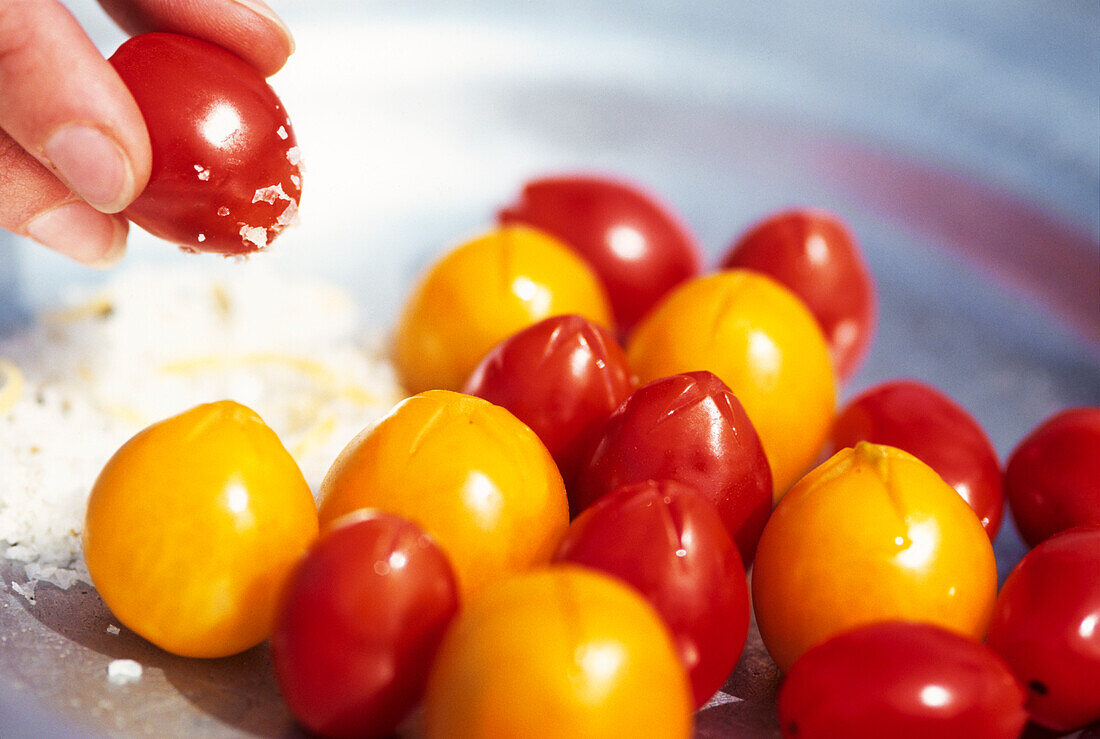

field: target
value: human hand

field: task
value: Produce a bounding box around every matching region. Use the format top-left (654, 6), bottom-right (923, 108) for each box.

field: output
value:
top-left (0, 0), bottom-right (294, 266)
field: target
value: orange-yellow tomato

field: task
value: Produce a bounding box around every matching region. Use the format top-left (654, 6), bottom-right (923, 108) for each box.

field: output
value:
top-left (627, 269), bottom-right (836, 500)
top-left (318, 390), bottom-right (569, 599)
top-left (424, 566), bottom-right (694, 739)
top-left (751, 442), bottom-right (998, 672)
top-left (83, 401), bottom-right (319, 658)
top-left (393, 225), bottom-right (613, 393)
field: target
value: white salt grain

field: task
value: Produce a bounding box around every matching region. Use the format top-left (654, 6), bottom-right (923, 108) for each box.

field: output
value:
top-left (107, 660), bottom-right (142, 685)
top-left (11, 581), bottom-right (36, 604)
top-left (277, 126), bottom-right (288, 140)
top-left (106, 624), bottom-right (120, 636)
top-left (286, 146), bottom-right (301, 166)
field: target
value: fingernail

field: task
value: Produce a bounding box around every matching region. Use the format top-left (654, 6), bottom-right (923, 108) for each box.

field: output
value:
top-left (25, 202), bottom-right (127, 268)
top-left (42, 126), bottom-right (133, 213)
top-left (230, 0), bottom-right (296, 54)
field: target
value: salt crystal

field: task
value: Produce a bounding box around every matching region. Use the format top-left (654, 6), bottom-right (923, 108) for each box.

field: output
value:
top-left (291, 174), bottom-right (301, 189)
top-left (252, 184), bottom-right (289, 205)
top-left (11, 581), bottom-right (36, 604)
top-left (239, 225), bottom-right (269, 249)
top-left (217, 207), bottom-right (230, 217)
top-left (107, 659), bottom-right (142, 685)
top-left (24, 562), bottom-right (80, 589)
top-left (197, 234), bottom-right (206, 243)
top-left (277, 126), bottom-right (288, 140)
top-left (106, 624), bottom-right (120, 635)
top-left (197, 169), bottom-right (211, 182)
top-left (286, 146), bottom-right (301, 166)
top-left (274, 200), bottom-right (299, 229)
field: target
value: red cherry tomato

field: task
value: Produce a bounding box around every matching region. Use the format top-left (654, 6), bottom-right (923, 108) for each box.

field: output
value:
top-left (829, 379), bottom-right (1003, 538)
top-left (719, 208), bottom-right (876, 380)
top-left (986, 526), bottom-right (1100, 732)
top-left (109, 33), bottom-right (302, 255)
top-left (777, 621), bottom-right (1027, 739)
top-left (499, 174), bottom-right (702, 333)
top-left (271, 511), bottom-right (459, 739)
top-left (573, 371), bottom-right (772, 564)
top-left (463, 314), bottom-right (635, 488)
top-left (1004, 407), bottom-right (1100, 547)
top-left (553, 479), bottom-right (749, 709)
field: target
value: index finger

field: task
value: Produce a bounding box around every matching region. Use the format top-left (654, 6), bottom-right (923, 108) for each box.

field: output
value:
top-left (97, 0), bottom-right (295, 77)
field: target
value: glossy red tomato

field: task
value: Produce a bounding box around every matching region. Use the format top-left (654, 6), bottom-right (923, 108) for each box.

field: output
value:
top-left (463, 314), bottom-right (635, 488)
top-left (986, 526), bottom-right (1100, 732)
top-left (271, 511), bottom-right (459, 739)
top-left (777, 621), bottom-right (1027, 738)
top-left (499, 174), bottom-right (702, 333)
top-left (109, 33), bottom-right (302, 255)
top-left (572, 371), bottom-right (772, 564)
top-left (1004, 407), bottom-right (1100, 547)
top-left (553, 479), bottom-right (749, 709)
top-left (719, 208), bottom-right (876, 380)
top-left (829, 379), bottom-right (1003, 538)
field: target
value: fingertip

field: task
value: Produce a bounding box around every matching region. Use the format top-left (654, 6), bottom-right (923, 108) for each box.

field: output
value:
top-left (229, 0), bottom-right (296, 61)
top-left (23, 201), bottom-right (128, 267)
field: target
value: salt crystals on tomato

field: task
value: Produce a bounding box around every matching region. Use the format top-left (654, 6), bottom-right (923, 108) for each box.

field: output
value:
top-left (109, 33), bottom-right (303, 255)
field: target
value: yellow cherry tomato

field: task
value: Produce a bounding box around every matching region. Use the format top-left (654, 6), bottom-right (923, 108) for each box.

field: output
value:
top-left (424, 566), bottom-right (694, 739)
top-left (393, 225), bottom-right (614, 393)
top-left (627, 269), bottom-right (836, 500)
top-left (83, 401), bottom-right (319, 658)
top-left (318, 390), bottom-right (569, 599)
top-left (751, 442), bottom-right (998, 672)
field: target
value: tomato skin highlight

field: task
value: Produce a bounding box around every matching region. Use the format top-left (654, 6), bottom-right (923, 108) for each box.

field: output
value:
top-left (463, 314), bottom-right (635, 489)
top-left (271, 512), bottom-right (459, 739)
top-left (720, 208), bottom-right (876, 380)
top-left (499, 174), bottom-right (702, 333)
top-left (1004, 407), bottom-right (1100, 547)
top-left (986, 526), bottom-right (1100, 732)
top-left (553, 479), bottom-right (750, 709)
top-left (109, 33), bottom-right (302, 255)
top-left (829, 379), bottom-right (1004, 538)
top-left (82, 401), bottom-right (319, 658)
top-left (423, 566), bottom-right (694, 739)
top-left (777, 621), bottom-right (1027, 739)
top-left (572, 371), bottom-right (772, 565)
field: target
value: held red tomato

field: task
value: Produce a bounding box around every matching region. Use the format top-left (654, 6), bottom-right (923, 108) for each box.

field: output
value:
top-left (271, 511), bottom-right (459, 739)
top-left (572, 371), bottom-right (772, 565)
top-left (553, 479), bottom-right (750, 709)
top-left (986, 526), bottom-right (1100, 732)
top-left (499, 174), bottom-right (702, 333)
top-left (109, 33), bottom-right (302, 255)
top-left (462, 314), bottom-right (635, 488)
top-left (720, 208), bottom-right (876, 380)
top-left (777, 621), bottom-right (1027, 739)
top-left (1004, 407), bottom-right (1100, 547)
top-left (829, 379), bottom-right (1004, 538)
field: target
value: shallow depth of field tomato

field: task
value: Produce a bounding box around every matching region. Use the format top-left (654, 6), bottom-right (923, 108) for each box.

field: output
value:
top-left (423, 566), bottom-right (693, 739)
top-left (462, 314), bottom-right (635, 488)
top-left (829, 379), bottom-right (1004, 538)
top-left (752, 442), bottom-right (997, 672)
top-left (572, 371), bottom-right (771, 564)
top-left (393, 226), bottom-right (613, 393)
top-left (627, 270), bottom-right (836, 500)
top-left (1004, 407), bottom-right (1100, 547)
top-left (83, 401), bottom-right (318, 658)
top-left (317, 390), bottom-right (569, 599)
top-left (109, 33), bottom-right (302, 255)
top-left (720, 208), bottom-right (875, 380)
top-left (553, 480), bottom-right (750, 709)
top-left (777, 621), bottom-right (1027, 739)
top-left (498, 174), bottom-right (702, 333)
top-left (271, 511), bottom-right (459, 739)
top-left (986, 526), bottom-right (1100, 731)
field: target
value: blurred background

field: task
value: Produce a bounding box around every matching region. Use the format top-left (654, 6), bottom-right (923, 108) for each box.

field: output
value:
top-left (1, 0), bottom-right (1098, 735)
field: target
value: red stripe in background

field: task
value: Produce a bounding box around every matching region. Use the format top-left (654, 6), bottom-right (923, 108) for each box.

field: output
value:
top-left (809, 140), bottom-right (1100, 349)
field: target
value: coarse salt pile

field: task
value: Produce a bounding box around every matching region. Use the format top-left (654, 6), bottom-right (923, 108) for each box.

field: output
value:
top-left (0, 263), bottom-right (404, 587)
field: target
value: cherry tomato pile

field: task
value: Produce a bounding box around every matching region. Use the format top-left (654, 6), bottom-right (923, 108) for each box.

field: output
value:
top-left (81, 170), bottom-right (1099, 738)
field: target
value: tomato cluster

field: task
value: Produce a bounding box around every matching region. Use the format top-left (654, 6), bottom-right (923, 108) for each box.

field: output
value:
top-left (81, 164), bottom-right (1099, 738)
